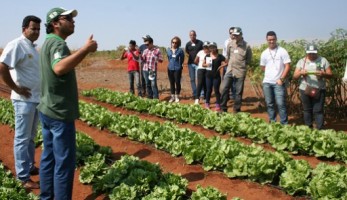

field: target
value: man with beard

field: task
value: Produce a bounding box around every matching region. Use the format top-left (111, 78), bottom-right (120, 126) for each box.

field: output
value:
top-left (38, 7), bottom-right (97, 200)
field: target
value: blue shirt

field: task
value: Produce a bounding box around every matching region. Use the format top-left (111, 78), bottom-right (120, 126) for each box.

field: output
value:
top-left (167, 48), bottom-right (184, 70)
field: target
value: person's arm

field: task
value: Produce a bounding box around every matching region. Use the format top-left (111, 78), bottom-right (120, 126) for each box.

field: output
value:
top-left (0, 62), bottom-right (31, 98)
top-left (179, 49), bottom-right (185, 67)
top-left (53, 35), bottom-right (97, 76)
top-left (129, 49), bottom-right (139, 60)
top-left (317, 66), bottom-right (333, 79)
top-left (293, 59), bottom-right (307, 80)
top-left (218, 60), bottom-right (227, 77)
top-left (293, 67), bottom-right (305, 80)
top-left (120, 49), bottom-right (127, 60)
top-left (245, 45), bottom-right (252, 66)
top-left (194, 56), bottom-right (199, 65)
top-left (202, 56), bottom-right (208, 67)
top-left (277, 63), bottom-right (291, 85)
top-left (157, 49), bottom-right (163, 63)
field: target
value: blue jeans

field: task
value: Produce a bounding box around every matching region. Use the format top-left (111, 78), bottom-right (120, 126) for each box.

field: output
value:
top-left (205, 75), bottom-right (221, 104)
top-left (188, 64), bottom-right (197, 97)
top-left (263, 83), bottom-right (288, 124)
top-left (143, 70), bottom-right (159, 99)
top-left (221, 73), bottom-right (245, 112)
top-left (39, 112), bottom-right (76, 200)
top-left (299, 89), bottom-right (325, 129)
top-left (128, 70), bottom-right (142, 96)
top-left (12, 100), bottom-right (39, 182)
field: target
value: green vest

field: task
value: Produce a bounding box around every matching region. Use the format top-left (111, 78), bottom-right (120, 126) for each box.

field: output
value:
top-left (37, 34), bottom-right (79, 121)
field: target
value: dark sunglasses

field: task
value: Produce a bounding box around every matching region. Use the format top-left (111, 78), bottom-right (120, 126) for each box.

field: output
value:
top-left (59, 15), bottom-right (73, 22)
top-left (172, 41), bottom-right (178, 44)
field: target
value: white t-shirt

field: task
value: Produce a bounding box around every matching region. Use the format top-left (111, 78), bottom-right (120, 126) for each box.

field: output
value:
top-left (196, 50), bottom-right (207, 70)
top-left (0, 35), bottom-right (40, 103)
top-left (222, 38), bottom-right (232, 57)
top-left (260, 46), bottom-right (291, 84)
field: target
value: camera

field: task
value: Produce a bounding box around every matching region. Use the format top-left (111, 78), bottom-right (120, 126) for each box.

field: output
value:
top-left (148, 70), bottom-right (155, 80)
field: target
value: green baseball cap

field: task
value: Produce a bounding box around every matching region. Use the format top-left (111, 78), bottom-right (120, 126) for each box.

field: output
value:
top-left (46, 7), bottom-right (78, 23)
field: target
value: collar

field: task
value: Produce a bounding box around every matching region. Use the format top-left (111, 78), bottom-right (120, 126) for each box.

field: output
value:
top-left (20, 34), bottom-right (37, 47)
top-left (236, 39), bottom-right (245, 46)
top-left (46, 33), bottom-right (65, 42)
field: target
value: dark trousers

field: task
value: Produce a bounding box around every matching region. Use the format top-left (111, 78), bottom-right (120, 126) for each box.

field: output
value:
top-left (205, 75), bottom-right (221, 104)
top-left (299, 89), bottom-right (326, 129)
top-left (167, 69), bottom-right (182, 95)
top-left (223, 66), bottom-right (236, 98)
top-left (195, 69), bottom-right (207, 99)
top-left (221, 73), bottom-right (245, 112)
top-left (140, 64), bottom-right (146, 95)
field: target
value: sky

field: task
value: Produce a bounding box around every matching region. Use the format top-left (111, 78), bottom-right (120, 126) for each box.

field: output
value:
top-left (0, 0), bottom-right (346, 50)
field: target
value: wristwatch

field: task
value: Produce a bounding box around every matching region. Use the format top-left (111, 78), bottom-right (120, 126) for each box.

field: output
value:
top-left (280, 77), bottom-right (286, 82)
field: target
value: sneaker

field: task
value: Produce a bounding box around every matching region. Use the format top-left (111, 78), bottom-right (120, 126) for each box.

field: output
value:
top-left (214, 104), bottom-right (221, 112)
top-left (204, 103), bottom-right (210, 109)
top-left (30, 166), bottom-right (39, 175)
top-left (22, 179), bottom-right (40, 189)
top-left (169, 95), bottom-right (175, 103)
top-left (194, 99), bottom-right (199, 105)
top-left (175, 95), bottom-right (180, 103)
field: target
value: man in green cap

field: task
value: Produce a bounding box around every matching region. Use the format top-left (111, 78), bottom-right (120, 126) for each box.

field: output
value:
top-left (38, 7), bottom-right (97, 200)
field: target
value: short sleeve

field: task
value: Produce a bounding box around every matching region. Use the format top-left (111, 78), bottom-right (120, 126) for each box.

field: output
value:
top-left (281, 49), bottom-right (291, 64)
top-left (50, 41), bottom-right (69, 69)
top-left (260, 51), bottom-right (267, 66)
top-left (0, 41), bottom-right (24, 69)
top-left (296, 58), bottom-right (304, 69)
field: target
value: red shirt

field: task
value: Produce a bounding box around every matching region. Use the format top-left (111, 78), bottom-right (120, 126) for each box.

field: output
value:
top-left (123, 50), bottom-right (140, 71)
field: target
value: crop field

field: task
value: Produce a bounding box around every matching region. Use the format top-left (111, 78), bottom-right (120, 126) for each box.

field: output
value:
top-left (0, 32), bottom-right (347, 199)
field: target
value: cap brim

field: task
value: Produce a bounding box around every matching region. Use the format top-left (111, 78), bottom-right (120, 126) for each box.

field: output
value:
top-left (232, 32), bottom-right (241, 35)
top-left (306, 50), bottom-right (317, 54)
top-left (61, 9), bottom-right (78, 17)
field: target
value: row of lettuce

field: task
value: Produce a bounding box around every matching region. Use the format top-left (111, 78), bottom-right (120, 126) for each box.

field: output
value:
top-left (0, 163), bottom-right (38, 199)
top-left (0, 98), bottom-right (233, 200)
top-left (76, 131), bottom-right (230, 200)
top-left (78, 100), bottom-right (347, 199)
top-left (0, 100), bottom-right (38, 199)
top-left (82, 88), bottom-right (347, 164)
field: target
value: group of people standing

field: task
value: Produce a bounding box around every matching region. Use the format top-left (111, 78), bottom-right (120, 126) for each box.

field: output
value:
top-left (0, 6), bottom-right (338, 200)
top-left (123, 27), bottom-right (334, 130)
top-left (123, 28), bottom-right (252, 113)
top-left (0, 7), bottom-right (97, 200)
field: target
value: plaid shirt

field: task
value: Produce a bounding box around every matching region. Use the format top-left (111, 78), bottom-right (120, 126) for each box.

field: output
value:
top-left (141, 47), bottom-right (163, 71)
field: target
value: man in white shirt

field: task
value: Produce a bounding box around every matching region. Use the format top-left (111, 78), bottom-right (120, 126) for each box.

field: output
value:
top-left (260, 31), bottom-right (291, 124)
top-left (0, 15), bottom-right (41, 189)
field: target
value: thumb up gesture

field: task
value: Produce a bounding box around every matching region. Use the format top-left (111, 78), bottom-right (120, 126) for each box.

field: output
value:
top-left (84, 34), bottom-right (98, 53)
